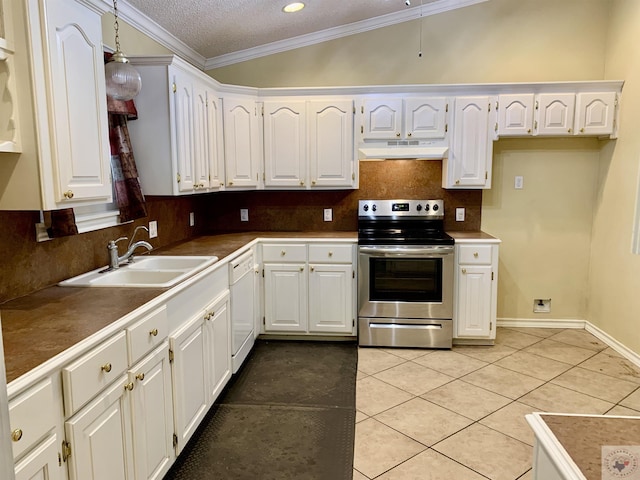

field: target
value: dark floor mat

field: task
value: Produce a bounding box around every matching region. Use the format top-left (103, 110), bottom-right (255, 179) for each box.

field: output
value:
top-left (163, 339), bottom-right (357, 480)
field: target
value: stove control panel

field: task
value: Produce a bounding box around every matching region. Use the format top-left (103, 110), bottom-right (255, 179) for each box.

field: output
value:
top-left (359, 199), bottom-right (444, 217)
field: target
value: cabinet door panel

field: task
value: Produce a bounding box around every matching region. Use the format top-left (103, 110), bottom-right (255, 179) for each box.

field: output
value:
top-left (264, 264), bottom-right (307, 332)
top-left (264, 101), bottom-right (306, 187)
top-left (46, 0), bottom-right (111, 204)
top-left (207, 92), bottom-right (225, 188)
top-left (404, 97), bottom-right (447, 139)
top-left (204, 298), bottom-right (231, 403)
top-left (65, 376), bottom-right (133, 480)
top-left (309, 100), bottom-right (354, 187)
top-left (456, 265), bottom-right (492, 338)
top-left (130, 344), bottom-right (174, 480)
top-left (308, 264), bottom-right (353, 333)
top-left (192, 82), bottom-right (210, 190)
top-left (497, 94), bottom-right (534, 136)
top-left (173, 69), bottom-right (195, 192)
top-left (224, 97), bottom-right (260, 188)
top-left (362, 99), bottom-right (402, 140)
top-left (536, 94), bottom-right (575, 135)
top-left (575, 92), bottom-right (616, 136)
top-left (14, 434), bottom-right (64, 480)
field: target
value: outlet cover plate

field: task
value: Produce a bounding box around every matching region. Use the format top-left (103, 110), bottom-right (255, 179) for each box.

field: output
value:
top-left (455, 208), bottom-right (465, 222)
top-left (240, 209), bottom-right (249, 222)
top-left (323, 208), bottom-right (333, 222)
top-left (149, 221), bottom-right (158, 238)
top-left (189, 212), bottom-right (195, 227)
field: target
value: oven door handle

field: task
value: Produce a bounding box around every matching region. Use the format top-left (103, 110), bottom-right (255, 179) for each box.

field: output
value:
top-left (359, 246), bottom-right (454, 257)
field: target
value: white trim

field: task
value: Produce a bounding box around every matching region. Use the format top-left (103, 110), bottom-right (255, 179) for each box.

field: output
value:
top-left (205, 0), bottom-right (489, 69)
top-left (0, 317), bottom-right (16, 480)
top-left (584, 322), bottom-right (640, 369)
top-left (75, 208), bottom-right (124, 233)
top-left (497, 317), bottom-right (586, 329)
top-left (107, 0), bottom-right (488, 70)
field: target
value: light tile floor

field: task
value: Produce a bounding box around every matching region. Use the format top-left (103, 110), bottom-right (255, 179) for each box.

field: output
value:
top-left (353, 327), bottom-right (640, 479)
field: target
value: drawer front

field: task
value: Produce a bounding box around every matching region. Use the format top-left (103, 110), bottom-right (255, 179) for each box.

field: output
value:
top-left (262, 244), bottom-right (307, 263)
top-left (308, 244), bottom-right (353, 263)
top-left (62, 331), bottom-right (128, 416)
top-left (127, 306), bottom-right (168, 365)
top-left (458, 245), bottom-right (493, 265)
top-left (9, 379), bottom-right (56, 460)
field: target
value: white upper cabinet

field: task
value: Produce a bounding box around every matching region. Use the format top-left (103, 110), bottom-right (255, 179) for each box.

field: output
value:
top-left (497, 94), bottom-right (535, 136)
top-left (575, 91), bottom-right (617, 136)
top-left (25, 0), bottom-right (111, 208)
top-left (263, 98), bottom-right (355, 189)
top-left (535, 93), bottom-right (576, 136)
top-left (128, 56), bottom-right (225, 196)
top-left (223, 95), bottom-right (262, 189)
top-left (362, 97), bottom-right (447, 140)
top-left (443, 96), bottom-right (495, 189)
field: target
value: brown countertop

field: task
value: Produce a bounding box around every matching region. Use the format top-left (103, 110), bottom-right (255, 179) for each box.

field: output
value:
top-left (540, 414), bottom-right (640, 480)
top-left (1, 231), bottom-right (357, 384)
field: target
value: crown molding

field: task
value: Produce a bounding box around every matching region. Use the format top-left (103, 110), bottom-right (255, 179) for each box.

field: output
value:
top-left (104, 0), bottom-right (488, 72)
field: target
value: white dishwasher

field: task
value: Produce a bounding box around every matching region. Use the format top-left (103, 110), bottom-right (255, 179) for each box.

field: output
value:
top-left (229, 251), bottom-right (255, 373)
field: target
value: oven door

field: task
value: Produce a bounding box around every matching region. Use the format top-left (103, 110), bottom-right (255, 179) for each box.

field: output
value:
top-left (358, 245), bottom-right (454, 320)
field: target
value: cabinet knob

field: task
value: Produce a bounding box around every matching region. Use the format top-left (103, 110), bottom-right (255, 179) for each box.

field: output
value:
top-left (101, 363), bottom-right (112, 373)
top-left (149, 328), bottom-right (158, 337)
top-left (311, 180), bottom-right (316, 186)
top-left (527, 128), bottom-right (532, 134)
top-left (299, 267), bottom-right (304, 272)
top-left (63, 190), bottom-right (74, 199)
top-left (281, 250), bottom-right (286, 256)
top-left (136, 373), bottom-right (145, 381)
top-left (124, 382), bottom-right (134, 391)
top-left (328, 251), bottom-right (333, 257)
top-left (473, 252), bottom-right (479, 258)
top-left (568, 128), bottom-right (573, 133)
top-left (204, 313), bottom-right (212, 321)
top-left (462, 268), bottom-right (467, 274)
top-left (455, 180), bottom-right (460, 185)
top-left (11, 429), bottom-right (22, 442)
top-left (300, 181), bottom-right (305, 186)
top-left (396, 132), bottom-right (401, 137)
top-left (228, 181), bottom-right (234, 186)
top-left (310, 266), bottom-right (315, 272)
top-left (407, 132), bottom-right (412, 137)
top-left (580, 128), bottom-right (585, 133)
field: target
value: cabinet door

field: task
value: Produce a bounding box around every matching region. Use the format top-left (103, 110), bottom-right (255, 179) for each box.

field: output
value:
top-left (535, 93), bottom-right (575, 135)
top-left (575, 92), bottom-right (617, 136)
top-left (404, 97), bottom-right (448, 139)
top-left (203, 297), bottom-right (232, 404)
top-left (170, 315), bottom-right (207, 453)
top-left (223, 96), bottom-right (260, 188)
top-left (456, 265), bottom-right (493, 338)
top-left (497, 94), bottom-right (534, 136)
top-left (308, 264), bottom-right (353, 334)
top-left (129, 343), bottom-right (174, 480)
top-left (206, 90), bottom-right (225, 189)
top-left (308, 100), bottom-right (354, 188)
top-left (192, 80), bottom-right (210, 191)
top-left (42, 0), bottom-right (111, 205)
top-left (446, 96), bottom-right (492, 188)
top-left (65, 376), bottom-right (134, 480)
top-left (362, 98), bottom-right (402, 140)
top-left (14, 434), bottom-right (64, 480)
top-left (172, 68), bottom-right (195, 192)
top-left (264, 264), bottom-right (308, 332)
top-left (263, 100), bottom-right (306, 187)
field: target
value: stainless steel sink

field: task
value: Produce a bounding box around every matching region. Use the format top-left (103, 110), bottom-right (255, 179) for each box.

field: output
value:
top-left (58, 256), bottom-right (219, 288)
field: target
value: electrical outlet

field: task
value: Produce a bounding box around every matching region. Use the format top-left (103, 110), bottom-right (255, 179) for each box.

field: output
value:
top-left (455, 208), bottom-right (465, 222)
top-left (149, 221), bottom-right (158, 238)
top-left (323, 208), bottom-right (333, 222)
top-left (240, 209), bottom-right (249, 222)
top-left (533, 298), bottom-right (551, 313)
top-left (515, 175), bottom-right (524, 189)
top-left (189, 212), bottom-right (195, 227)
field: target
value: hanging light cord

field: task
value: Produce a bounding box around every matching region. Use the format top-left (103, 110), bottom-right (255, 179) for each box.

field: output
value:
top-left (113, 0), bottom-right (122, 53)
top-left (418, 0), bottom-right (424, 58)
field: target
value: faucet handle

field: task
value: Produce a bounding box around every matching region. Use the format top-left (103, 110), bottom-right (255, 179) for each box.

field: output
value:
top-left (108, 237), bottom-right (128, 249)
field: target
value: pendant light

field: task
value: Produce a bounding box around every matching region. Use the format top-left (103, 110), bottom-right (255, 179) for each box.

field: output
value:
top-left (105, 0), bottom-right (142, 101)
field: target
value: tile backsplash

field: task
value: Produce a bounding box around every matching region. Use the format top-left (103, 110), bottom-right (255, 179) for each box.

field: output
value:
top-left (0, 160), bottom-right (480, 303)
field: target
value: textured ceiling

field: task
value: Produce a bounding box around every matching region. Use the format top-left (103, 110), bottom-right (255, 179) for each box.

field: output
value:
top-left (125, 0), bottom-right (438, 59)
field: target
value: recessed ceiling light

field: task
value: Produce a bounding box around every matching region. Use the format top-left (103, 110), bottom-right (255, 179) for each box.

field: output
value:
top-left (283, 2), bottom-right (305, 13)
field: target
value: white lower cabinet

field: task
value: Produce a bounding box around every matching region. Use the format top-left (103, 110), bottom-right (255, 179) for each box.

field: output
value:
top-left (65, 375), bottom-right (134, 480)
top-left (14, 434), bottom-right (63, 480)
top-left (129, 343), bottom-right (175, 480)
top-left (454, 242), bottom-right (499, 343)
top-left (263, 243), bottom-right (356, 335)
top-left (170, 291), bottom-right (231, 454)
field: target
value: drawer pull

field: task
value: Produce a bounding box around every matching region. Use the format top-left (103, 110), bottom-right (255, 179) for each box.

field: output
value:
top-left (281, 250), bottom-right (286, 256)
top-left (101, 363), bottom-right (112, 373)
top-left (473, 252), bottom-right (479, 258)
top-left (462, 268), bottom-right (467, 274)
top-left (310, 266), bottom-right (315, 272)
top-left (149, 328), bottom-right (159, 337)
top-left (124, 382), bottom-right (134, 391)
top-left (11, 429), bottom-right (23, 442)
top-left (328, 251), bottom-right (333, 257)
top-left (135, 373), bottom-right (145, 381)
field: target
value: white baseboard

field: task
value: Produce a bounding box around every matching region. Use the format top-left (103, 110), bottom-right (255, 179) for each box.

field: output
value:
top-left (497, 317), bottom-right (640, 369)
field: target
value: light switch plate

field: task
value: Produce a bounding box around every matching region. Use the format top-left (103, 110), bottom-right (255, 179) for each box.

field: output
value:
top-left (189, 212), bottom-right (195, 227)
top-left (149, 221), bottom-right (158, 238)
top-left (240, 209), bottom-right (249, 222)
top-left (455, 208), bottom-right (465, 222)
top-left (323, 208), bottom-right (333, 222)
top-left (515, 176), bottom-right (524, 189)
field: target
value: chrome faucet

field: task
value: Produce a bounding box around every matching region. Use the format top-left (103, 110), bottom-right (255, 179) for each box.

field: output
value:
top-left (107, 226), bottom-right (153, 269)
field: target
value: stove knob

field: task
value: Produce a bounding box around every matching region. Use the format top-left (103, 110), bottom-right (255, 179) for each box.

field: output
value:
top-left (363, 204), bottom-right (369, 212)
top-left (372, 204), bottom-right (377, 212)
top-left (416, 204), bottom-right (422, 211)
top-left (424, 204), bottom-right (430, 211)
top-left (432, 204), bottom-right (439, 212)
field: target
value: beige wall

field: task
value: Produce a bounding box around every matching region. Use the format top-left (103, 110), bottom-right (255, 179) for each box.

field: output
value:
top-left (208, 0), bottom-right (609, 87)
top-left (588, 0), bottom-right (640, 353)
top-left (101, 14), bottom-right (172, 56)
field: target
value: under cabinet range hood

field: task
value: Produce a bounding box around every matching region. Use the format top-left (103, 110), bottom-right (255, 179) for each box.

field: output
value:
top-left (358, 141), bottom-right (449, 160)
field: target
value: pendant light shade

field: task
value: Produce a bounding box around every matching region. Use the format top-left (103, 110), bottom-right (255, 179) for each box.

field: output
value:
top-left (105, 0), bottom-right (141, 101)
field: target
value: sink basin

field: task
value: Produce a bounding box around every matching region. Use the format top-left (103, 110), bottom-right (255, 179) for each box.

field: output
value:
top-left (59, 256), bottom-right (218, 288)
